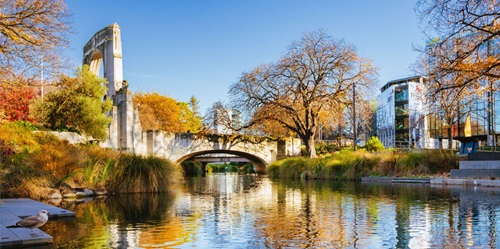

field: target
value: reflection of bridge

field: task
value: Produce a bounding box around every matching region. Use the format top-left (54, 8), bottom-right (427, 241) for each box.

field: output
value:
top-left (79, 24), bottom-right (301, 172)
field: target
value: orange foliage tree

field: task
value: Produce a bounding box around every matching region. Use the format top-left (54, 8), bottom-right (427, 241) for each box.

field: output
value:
top-left (229, 30), bottom-right (378, 158)
top-left (133, 92), bottom-right (201, 132)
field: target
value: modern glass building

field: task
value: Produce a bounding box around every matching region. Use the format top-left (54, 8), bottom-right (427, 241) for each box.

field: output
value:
top-left (377, 76), bottom-right (427, 148)
top-left (377, 75), bottom-right (500, 149)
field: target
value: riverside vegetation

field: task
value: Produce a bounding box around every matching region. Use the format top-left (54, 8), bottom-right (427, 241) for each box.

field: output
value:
top-left (0, 122), bottom-right (459, 200)
top-left (0, 122), bottom-right (183, 199)
top-left (268, 137), bottom-right (459, 180)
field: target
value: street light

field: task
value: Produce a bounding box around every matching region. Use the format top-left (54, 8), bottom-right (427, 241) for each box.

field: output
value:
top-left (353, 82), bottom-right (357, 151)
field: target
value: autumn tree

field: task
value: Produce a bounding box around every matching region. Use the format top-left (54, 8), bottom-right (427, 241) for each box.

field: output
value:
top-left (229, 30), bottom-right (378, 158)
top-left (0, 79), bottom-right (37, 121)
top-left (342, 98), bottom-right (377, 144)
top-left (0, 0), bottom-right (71, 80)
top-left (133, 93), bottom-right (202, 132)
top-left (178, 101), bottom-right (202, 133)
top-left (415, 0), bottom-right (499, 93)
top-left (419, 68), bottom-right (480, 148)
top-left (30, 65), bottom-right (112, 141)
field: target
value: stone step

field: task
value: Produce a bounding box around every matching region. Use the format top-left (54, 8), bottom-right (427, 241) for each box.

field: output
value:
top-left (450, 169), bottom-right (500, 179)
top-left (459, 160), bottom-right (500, 170)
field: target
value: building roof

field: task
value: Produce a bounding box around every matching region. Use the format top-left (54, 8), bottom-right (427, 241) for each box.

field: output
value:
top-left (380, 76), bottom-right (424, 92)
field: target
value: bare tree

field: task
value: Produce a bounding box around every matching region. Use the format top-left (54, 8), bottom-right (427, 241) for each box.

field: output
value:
top-left (229, 30), bottom-right (378, 158)
top-left (415, 0), bottom-right (499, 94)
top-left (0, 0), bottom-right (71, 81)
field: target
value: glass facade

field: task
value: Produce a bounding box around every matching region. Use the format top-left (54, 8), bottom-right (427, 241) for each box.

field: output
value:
top-left (379, 75), bottom-right (500, 149)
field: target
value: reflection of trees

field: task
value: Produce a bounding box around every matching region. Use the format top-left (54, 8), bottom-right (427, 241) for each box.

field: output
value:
top-left (105, 192), bottom-right (196, 248)
top-left (106, 193), bottom-right (176, 225)
top-left (44, 177), bottom-right (500, 248)
top-left (43, 197), bottom-right (113, 248)
top-left (256, 179), bottom-right (476, 248)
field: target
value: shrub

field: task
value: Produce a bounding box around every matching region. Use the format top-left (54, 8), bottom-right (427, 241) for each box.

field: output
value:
top-left (426, 150), bottom-right (458, 173)
top-left (239, 162), bottom-right (255, 174)
top-left (376, 149), bottom-right (401, 176)
top-left (396, 150), bottom-right (429, 176)
top-left (304, 158), bottom-right (327, 179)
top-left (181, 161), bottom-right (203, 176)
top-left (79, 146), bottom-right (118, 190)
top-left (315, 141), bottom-right (340, 155)
top-left (227, 162), bottom-right (240, 173)
top-left (27, 136), bottom-right (84, 181)
top-left (365, 136), bottom-right (385, 152)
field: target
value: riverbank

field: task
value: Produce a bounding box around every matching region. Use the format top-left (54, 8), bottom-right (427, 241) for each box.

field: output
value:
top-left (362, 176), bottom-right (500, 187)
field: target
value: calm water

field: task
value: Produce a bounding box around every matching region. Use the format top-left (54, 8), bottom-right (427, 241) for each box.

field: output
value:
top-left (41, 174), bottom-right (500, 249)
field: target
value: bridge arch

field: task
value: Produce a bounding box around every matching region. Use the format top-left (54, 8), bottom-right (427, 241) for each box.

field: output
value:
top-left (177, 150), bottom-right (268, 173)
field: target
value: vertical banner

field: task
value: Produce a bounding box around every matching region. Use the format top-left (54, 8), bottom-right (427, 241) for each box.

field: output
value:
top-left (465, 114), bottom-right (472, 137)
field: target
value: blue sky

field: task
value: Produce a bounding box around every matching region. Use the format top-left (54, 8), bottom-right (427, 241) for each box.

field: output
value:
top-left (65, 0), bottom-right (424, 113)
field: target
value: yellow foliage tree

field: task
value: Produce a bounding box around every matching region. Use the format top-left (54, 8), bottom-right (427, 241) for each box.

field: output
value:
top-left (0, 0), bottom-right (71, 80)
top-left (133, 92), bottom-right (201, 132)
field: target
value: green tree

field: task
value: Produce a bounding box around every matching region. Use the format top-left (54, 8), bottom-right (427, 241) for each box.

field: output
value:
top-left (30, 65), bottom-right (112, 141)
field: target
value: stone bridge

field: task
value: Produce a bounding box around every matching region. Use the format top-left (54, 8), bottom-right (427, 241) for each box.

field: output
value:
top-left (143, 131), bottom-right (301, 172)
top-left (79, 23), bottom-right (301, 172)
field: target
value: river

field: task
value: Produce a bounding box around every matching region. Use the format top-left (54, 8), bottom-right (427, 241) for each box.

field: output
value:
top-left (42, 174), bottom-right (500, 248)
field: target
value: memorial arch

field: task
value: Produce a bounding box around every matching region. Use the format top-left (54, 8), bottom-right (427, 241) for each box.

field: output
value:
top-left (78, 24), bottom-right (302, 165)
top-left (83, 23), bottom-right (135, 150)
top-left (83, 23), bottom-right (123, 98)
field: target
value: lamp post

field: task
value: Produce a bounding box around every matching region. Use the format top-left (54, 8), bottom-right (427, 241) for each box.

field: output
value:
top-left (353, 82), bottom-right (357, 151)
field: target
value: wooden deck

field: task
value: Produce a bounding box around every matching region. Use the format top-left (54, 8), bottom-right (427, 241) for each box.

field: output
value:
top-left (0, 198), bottom-right (75, 248)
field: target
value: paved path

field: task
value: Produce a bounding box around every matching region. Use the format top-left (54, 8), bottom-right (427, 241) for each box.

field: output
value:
top-left (0, 198), bottom-right (75, 248)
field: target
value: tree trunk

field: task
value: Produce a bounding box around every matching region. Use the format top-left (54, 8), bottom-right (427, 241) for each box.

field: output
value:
top-left (301, 134), bottom-right (317, 158)
top-left (447, 126), bottom-right (453, 150)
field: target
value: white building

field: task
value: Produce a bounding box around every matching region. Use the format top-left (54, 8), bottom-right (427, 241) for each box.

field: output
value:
top-left (213, 108), bottom-right (241, 135)
top-left (377, 76), bottom-right (428, 148)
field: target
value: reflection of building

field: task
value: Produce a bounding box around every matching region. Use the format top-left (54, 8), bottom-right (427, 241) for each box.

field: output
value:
top-left (213, 108), bottom-right (241, 135)
top-left (377, 76), bottom-right (427, 148)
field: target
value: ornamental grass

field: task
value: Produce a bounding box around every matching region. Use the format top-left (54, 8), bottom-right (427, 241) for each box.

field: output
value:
top-left (268, 149), bottom-right (459, 180)
top-left (109, 154), bottom-right (183, 193)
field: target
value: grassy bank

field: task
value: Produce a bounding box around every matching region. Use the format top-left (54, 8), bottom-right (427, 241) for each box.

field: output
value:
top-left (0, 122), bottom-right (184, 199)
top-left (267, 149), bottom-right (459, 180)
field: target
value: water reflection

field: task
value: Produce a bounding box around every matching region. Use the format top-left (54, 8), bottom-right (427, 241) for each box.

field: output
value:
top-left (43, 174), bottom-right (500, 248)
